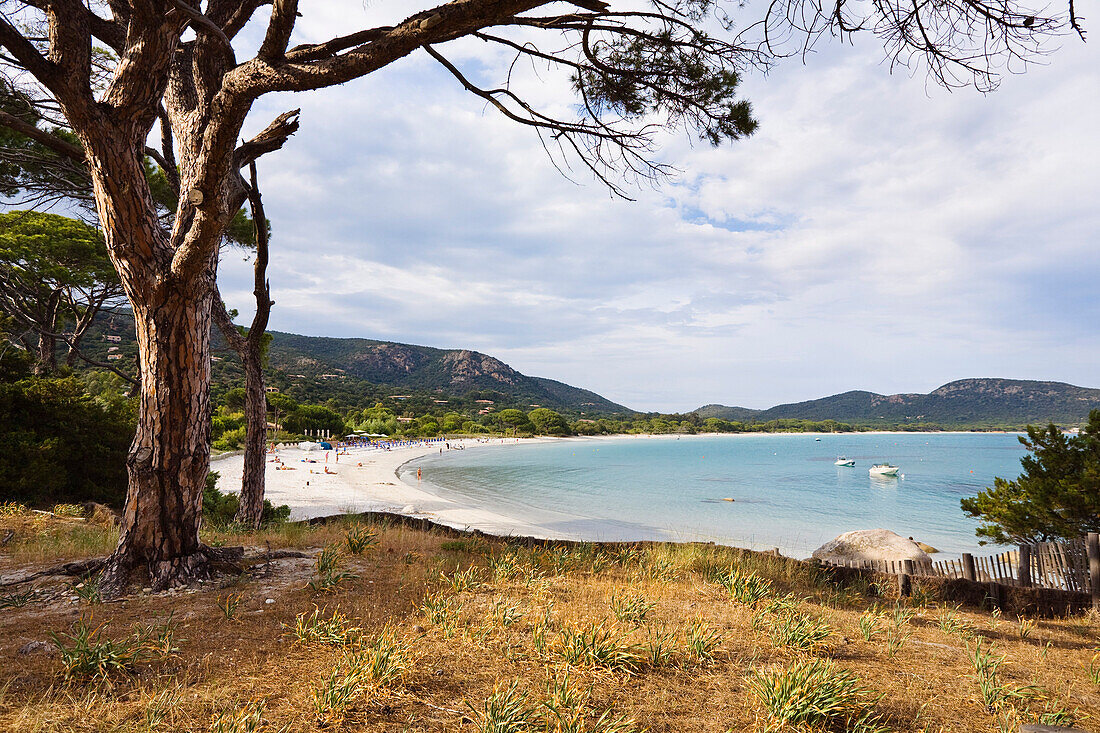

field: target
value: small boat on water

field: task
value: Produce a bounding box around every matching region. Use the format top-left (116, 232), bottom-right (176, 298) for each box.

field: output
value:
top-left (834, 457), bottom-right (855, 467)
top-left (869, 463), bottom-right (900, 477)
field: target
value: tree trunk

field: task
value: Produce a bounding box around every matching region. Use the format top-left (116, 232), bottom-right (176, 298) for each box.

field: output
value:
top-left (211, 297), bottom-right (267, 529)
top-left (237, 346), bottom-right (267, 527)
top-left (99, 275), bottom-right (216, 595)
top-left (32, 289), bottom-right (61, 375)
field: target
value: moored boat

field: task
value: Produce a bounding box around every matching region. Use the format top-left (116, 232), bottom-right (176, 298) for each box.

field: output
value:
top-left (834, 457), bottom-right (855, 467)
top-left (869, 463), bottom-right (899, 476)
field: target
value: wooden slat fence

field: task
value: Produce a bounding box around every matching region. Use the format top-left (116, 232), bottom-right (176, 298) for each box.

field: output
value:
top-left (820, 533), bottom-right (1100, 608)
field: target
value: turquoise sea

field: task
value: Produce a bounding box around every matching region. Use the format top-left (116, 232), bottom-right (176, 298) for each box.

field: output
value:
top-left (402, 433), bottom-right (1029, 558)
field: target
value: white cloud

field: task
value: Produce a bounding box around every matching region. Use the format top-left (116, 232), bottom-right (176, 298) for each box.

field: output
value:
top-left (219, 5), bottom-right (1100, 412)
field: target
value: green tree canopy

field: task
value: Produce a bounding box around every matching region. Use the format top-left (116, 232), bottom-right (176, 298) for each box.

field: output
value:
top-left (283, 405), bottom-right (345, 436)
top-left (0, 211), bottom-right (123, 373)
top-left (528, 408), bottom-right (571, 436)
top-left (961, 410), bottom-right (1100, 544)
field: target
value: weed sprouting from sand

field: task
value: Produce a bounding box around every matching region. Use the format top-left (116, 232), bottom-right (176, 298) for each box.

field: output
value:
top-left (542, 673), bottom-right (643, 733)
top-left (558, 623), bottom-right (641, 672)
top-left (420, 589), bottom-right (462, 630)
top-left (609, 589), bottom-right (655, 624)
top-left (467, 680), bottom-right (539, 732)
top-left (749, 658), bottom-right (886, 733)
top-left (210, 698), bottom-right (268, 733)
top-left (50, 617), bottom-right (149, 681)
top-left (640, 553), bottom-right (677, 582)
top-left (859, 608), bottom-right (885, 642)
top-left (1087, 651), bottom-right (1100, 686)
top-left (50, 503), bottom-right (84, 518)
top-left (967, 637), bottom-right (1039, 715)
top-left (684, 619), bottom-right (723, 665)
top-left (72, 576), bottom-right (101, 605)
top-left (0, 501), bottom-right (27, 516)
top-left (937, 605), bottom-right (974, 637)
top-left (308, 544), bottom-right (358, 594)
top-left (292, 608), bottom-right (362, 646)
top-left (491, 599), bottom-right (525, 628)
top-left (354, 625), bottom-right (410, 688)
top-left (643, 624), bottom-right (678, 668)
top-left (217, 592), bottom-right (244, 621)
top-left (343, 524), bottom-right (378, 555)
top-left (309, 628), bottom-right (409, 727)
top-left (1, 587), bottom-right (36, 609)
top-left (716, 568), bottom-right (772, 607)
top-left (442, 565), bottom-right (484, 592)
top-left (767, 610), bottom-right (831, 652)
top-left (1017, 615), bottom-right (1036, 640)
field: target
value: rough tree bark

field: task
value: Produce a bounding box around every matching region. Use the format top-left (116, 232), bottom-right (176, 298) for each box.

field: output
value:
top-left (211, 162), bottom-right (273, 529)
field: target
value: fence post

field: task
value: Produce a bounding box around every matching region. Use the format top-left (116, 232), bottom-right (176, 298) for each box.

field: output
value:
top-left (898, 559), bottom-right (913, 597)
top-left (1018, 544), bottom-right (1032, 588)
top-left (1088, 532), bottom-right (1100, 611)
top-left (961, 553), bottom-right (976, 582)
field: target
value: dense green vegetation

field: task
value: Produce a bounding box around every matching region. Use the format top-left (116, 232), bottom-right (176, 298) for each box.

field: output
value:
top-left (0, 326), bottom-right (134, 508)
top-left (960, 410), bottom-right (1100, 544)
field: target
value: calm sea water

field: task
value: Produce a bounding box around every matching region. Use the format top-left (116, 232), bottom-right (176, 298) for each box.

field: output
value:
top-left (403, 433), bottom-right (1029, 558)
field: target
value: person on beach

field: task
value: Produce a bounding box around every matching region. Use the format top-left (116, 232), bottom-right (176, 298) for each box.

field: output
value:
top-left (417, 467), bottom-right (422, 481)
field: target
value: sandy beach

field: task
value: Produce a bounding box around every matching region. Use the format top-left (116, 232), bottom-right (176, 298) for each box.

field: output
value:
top-left (212, 438), bottom-right (565, 538)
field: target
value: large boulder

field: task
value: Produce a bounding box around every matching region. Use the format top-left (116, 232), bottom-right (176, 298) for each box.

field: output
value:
top-left (812, 529), bottom-right (931, 564)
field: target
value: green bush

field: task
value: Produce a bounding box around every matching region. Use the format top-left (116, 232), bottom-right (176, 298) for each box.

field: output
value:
top-left (0, 375), bottom-right (133, 508)
top-left (202, 472), bottom-right (290, 527)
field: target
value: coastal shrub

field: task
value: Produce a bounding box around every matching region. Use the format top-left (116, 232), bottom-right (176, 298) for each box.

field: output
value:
top-left (0, 375), bottom-right (133, 508)
top-left (749, 658), bottom-right (887, 732)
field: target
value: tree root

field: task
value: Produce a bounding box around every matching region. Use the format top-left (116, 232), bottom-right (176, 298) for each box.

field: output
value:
top-left (97, 545), bottom-right (245, 599)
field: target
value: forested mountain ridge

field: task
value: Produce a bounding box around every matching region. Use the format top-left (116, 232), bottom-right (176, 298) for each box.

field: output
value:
top-left (80, 314), bottom-right (631, 415)
top-left (697, 378), bottom-right (1100, 428)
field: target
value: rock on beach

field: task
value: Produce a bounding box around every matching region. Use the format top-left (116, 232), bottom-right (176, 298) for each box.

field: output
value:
top-left (812, 529), bottom-right (931, 564)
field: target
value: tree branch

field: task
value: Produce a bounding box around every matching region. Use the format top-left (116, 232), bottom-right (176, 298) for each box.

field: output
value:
top-left (0, 109), bottom-right (85, 163)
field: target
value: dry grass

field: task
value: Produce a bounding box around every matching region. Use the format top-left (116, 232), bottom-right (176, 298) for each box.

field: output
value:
top-left (2, 508), bottom-right (1099, 732)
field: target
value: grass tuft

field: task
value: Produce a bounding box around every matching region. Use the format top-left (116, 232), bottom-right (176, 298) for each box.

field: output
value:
top-left (749, 657), bottom-right (886, 733)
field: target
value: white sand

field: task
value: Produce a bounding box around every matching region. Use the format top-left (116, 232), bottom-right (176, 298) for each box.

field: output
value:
top-left (211, 438), bottom-right (564, 538)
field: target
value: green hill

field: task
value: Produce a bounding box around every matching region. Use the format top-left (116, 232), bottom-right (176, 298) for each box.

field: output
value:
top-left (693, 404), bottom-right (763, 421)
top-left (80, 314), bottom-right (631, 416)
top-left (698, 379), bottom-right (1100, 429)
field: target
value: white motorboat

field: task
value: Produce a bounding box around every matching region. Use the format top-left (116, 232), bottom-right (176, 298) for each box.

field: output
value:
top-left (834, 457), bottom-right (855, 467)
top-left (869, 463), bottom-right (899, 477)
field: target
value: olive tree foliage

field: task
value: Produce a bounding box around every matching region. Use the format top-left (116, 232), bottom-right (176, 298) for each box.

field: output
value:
top-left (0, 0), bottom-right (1079, 596)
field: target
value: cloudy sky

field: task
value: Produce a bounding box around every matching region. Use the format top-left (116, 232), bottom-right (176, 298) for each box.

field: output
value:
top-left (217, 1), bottom-right (1100, 413)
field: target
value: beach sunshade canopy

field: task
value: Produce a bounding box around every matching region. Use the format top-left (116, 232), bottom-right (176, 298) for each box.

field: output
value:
top-left (319, 442), bottom-right (333, 450)
top-left (298, 441), bottom-right (320, 451)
